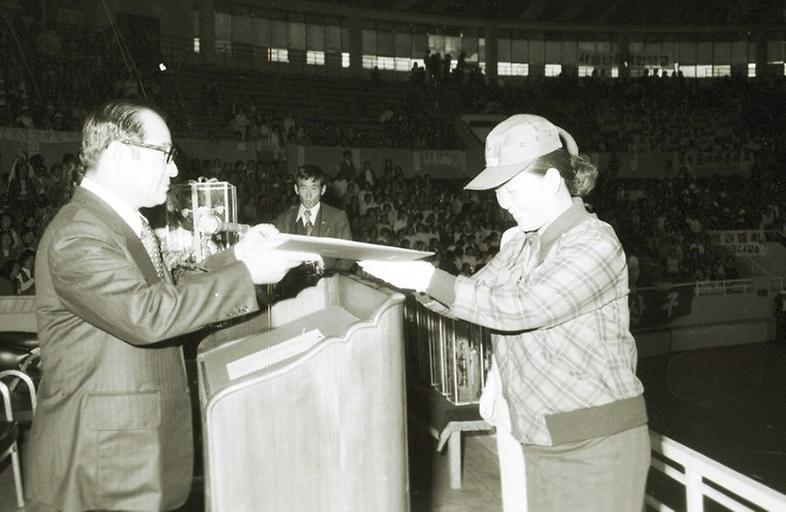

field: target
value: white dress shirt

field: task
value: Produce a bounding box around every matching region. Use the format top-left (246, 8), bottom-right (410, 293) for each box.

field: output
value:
top-left (296, 202), bottom-right (321, 226)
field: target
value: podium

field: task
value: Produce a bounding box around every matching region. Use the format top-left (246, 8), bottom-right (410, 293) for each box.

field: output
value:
top-left (197, 275), bottom-right (410, 511)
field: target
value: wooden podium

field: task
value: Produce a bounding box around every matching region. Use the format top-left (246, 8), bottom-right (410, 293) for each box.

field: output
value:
top-left (197, 274), bottom-right (410, 511)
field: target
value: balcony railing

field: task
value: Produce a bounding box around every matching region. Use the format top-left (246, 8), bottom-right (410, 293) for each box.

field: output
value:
top-left (634, 276), bottom-right (783, 297)
top-left (648, 432), bottom-right (786, 511)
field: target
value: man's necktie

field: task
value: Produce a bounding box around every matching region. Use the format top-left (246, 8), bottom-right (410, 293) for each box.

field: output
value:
top-left (140, 216), bottom-right (170, 283)
top-left (303, 209), bottom-right (314, 236)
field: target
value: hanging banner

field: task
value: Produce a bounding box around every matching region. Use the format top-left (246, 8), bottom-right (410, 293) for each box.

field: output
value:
top-left (420, 150), bottom-right (466, 171)
top-left (708, 230), bottom-right (766, 256)
top-left (578, 50), bottom-right (672, 69)
top-left (629, 284), bottom-right (695, 330)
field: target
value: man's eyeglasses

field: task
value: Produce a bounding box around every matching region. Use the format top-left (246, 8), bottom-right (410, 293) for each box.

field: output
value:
top-left (119, 140), bottom-right (178, 164)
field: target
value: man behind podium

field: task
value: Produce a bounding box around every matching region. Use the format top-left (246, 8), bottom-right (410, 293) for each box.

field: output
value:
top-left (274, 164), bottom-right (353, 271)
top-left (24, 101), bottom-right (310, 512)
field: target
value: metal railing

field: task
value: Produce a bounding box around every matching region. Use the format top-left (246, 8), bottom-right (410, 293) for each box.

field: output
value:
top-left (0, 297), bottom-right (35, 315)
top-left (635, 276), bottom-right (783, 297)
top-left (648, 432), bottom-right (786, 511)
top-left (0, 297), bottom-right (36, 332)
top-left (695, 276), bottom-right (783, 296)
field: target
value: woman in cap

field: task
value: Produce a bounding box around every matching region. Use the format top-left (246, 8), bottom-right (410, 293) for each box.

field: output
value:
top-left (362, 114), bottom-right (648, 512)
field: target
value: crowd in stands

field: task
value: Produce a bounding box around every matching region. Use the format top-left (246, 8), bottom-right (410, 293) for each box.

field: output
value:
top-left (220, 79), bottom-right (461, 151)
top-left (3, 15), bottom-right (785, 163)
top-left (0, 151), bottom-right (82, 295)
top-left (0, 15), bottom-right (179, 133)
top-left (176, 153), bottom-right (785, 289)
top-left (2, 17), bottom-right (786, 295)
top-left (1, 143), bottom-right (785, 297)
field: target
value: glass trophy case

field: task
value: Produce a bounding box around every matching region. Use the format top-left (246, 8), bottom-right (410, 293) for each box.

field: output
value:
top-left (164, 179), bottom-right (239, 265)
top-left (404, 295), bottom-right (492, 405)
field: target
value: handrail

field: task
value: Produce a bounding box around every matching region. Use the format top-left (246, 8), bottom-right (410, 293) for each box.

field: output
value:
top-left (648, 431), bottom-right (786, 511)
top-left (635, 276), bottom-right (783, 296)
top-left (744, 254), bottom-right (772, 276)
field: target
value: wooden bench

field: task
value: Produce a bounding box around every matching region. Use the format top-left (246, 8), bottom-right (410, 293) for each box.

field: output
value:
top-left (407, 386), bottom-right (493, 489)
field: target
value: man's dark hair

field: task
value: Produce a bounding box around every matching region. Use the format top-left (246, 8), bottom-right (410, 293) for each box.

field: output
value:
top-left (295, 164), bottom-right (327, 187)
top-left (80, 101), bottom-right (163, 171)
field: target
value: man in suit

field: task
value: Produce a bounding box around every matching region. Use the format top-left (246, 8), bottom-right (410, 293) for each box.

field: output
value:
top-left (274, 164), bottom-right (353, 272)
top-left (24, 101), bottom-right (310, 511)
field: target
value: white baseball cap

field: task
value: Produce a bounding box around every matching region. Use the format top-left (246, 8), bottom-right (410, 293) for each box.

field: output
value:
top-left (464, 114), bottom-right (579, 191)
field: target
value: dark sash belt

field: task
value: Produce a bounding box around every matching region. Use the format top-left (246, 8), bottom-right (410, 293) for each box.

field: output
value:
top-left (544, 394), bottom-right (648, 446)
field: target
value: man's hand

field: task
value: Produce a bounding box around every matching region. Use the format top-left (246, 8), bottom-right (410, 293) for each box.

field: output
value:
top-left (359, 260), bottom-right (435, 292)
top-left (235, 224), bottom-right (323, 284)
top-left (233, 224), bottom-right (280, 262)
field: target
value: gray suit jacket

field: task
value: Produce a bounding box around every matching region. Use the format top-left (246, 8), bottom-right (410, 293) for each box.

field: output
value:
top-left (24, 187), bottom-right (259, 511)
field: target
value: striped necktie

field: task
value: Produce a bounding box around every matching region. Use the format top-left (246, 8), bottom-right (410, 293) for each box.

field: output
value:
top-left (303, 209), bottom-right (314, 236)
top-left (139, 216), bottom-right (170, 283)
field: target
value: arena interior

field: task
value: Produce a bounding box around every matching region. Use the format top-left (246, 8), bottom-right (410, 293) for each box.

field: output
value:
top-left (1, 0), bottom-right (786, 511)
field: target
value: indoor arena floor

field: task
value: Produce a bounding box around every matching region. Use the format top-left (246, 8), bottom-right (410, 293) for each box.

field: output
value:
top-left (2, 341), bottom-right (785, 511)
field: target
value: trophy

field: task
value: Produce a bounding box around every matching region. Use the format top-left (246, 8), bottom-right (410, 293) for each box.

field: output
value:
top-left (164, 178), bottom-right (239, 276)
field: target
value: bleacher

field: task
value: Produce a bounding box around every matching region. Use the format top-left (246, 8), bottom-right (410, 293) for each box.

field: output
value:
top-left (169, 67), bottom-right (461, 147)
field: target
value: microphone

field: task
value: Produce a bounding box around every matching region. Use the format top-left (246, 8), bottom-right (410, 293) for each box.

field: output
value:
top-left (197, 214), bottom-right (250, 235)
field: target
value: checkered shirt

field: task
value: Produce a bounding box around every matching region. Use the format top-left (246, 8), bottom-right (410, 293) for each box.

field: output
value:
top-left (451, 199), bottom-right (644, 445)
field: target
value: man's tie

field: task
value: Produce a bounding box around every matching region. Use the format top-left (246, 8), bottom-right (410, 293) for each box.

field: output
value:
top-left (140, 216), bottom-right (171, 283)
top-left (303, 209), bottom-right (314, 236)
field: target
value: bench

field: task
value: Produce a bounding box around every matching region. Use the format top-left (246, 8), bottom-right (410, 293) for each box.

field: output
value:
top-left (407, 385), bottom-right (493, 489)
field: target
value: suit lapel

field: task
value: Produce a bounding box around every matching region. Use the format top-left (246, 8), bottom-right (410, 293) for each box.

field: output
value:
top-left (288, 206), bottom-right (304, 235)
top-left (313, 205), bottom-right (323, 237)
top-left (73, 188), bottom-right (161, 284)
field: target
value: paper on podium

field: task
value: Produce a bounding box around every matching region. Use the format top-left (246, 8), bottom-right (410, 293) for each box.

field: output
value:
top-left (226, 328), bottom-right (325, 380)
top-left (273, 234), bottom-right (433, 262)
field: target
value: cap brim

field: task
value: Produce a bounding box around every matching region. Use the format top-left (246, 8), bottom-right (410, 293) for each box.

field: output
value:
top-left (464, 160), bottom-right (532, 191)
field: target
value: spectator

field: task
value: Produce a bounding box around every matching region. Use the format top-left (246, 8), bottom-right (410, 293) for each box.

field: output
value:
top-left (0, 259), bottom-right (16, 295)
top-left (14, 248), bottom-right (34, 295)
top-left (0, 232), bottom-right (18, 265)
top-left (274, 164), bottom-right (353, 272)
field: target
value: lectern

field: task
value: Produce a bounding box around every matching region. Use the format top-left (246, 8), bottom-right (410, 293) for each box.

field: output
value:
top-left (197, 274), bottom-right (409, 511)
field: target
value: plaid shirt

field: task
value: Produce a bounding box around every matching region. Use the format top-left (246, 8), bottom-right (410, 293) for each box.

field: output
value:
top-left (450, 198), bottom-right (644, 445)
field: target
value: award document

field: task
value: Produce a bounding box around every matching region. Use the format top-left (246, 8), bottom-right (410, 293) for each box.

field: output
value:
top-left (273, 234), bottom-right (433, 262)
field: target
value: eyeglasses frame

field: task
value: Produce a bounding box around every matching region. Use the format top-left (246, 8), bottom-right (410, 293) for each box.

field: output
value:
top-left (118, 140), bottom-right (178, 164)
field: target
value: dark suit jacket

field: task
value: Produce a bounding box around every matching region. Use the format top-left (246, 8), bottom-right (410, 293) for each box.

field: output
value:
top-left (24, 187), bottom-right (259, 511)
top-left (274, 202), bottom-right (353, 271)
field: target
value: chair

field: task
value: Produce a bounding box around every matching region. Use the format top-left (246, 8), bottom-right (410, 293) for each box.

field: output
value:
top-left (0, 369), bottom-right (37, 509)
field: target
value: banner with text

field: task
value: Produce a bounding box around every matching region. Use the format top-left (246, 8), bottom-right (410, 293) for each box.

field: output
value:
top-left (578, 51), bottom-right (672, 69)
top-left (629, 284), bottom-right (695, 330)
top-left (708, 230), bottom-right (767, 256)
